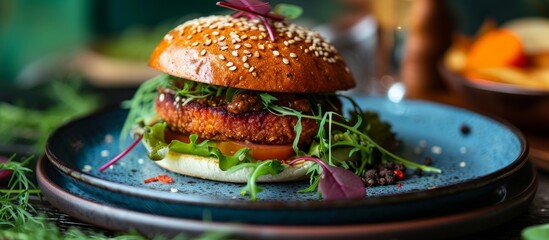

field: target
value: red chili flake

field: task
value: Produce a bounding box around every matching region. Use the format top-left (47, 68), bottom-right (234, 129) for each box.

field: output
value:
top-left (144, 174), bottom-right (174, 184)
top-left (393, 169), bottom-right (405, 180)
top-left (144, 176), bottom-right (159, 183)
top-left (157, 174), bottom-right (174, 183)
top-left (397, 183), bottom-right (402, 188)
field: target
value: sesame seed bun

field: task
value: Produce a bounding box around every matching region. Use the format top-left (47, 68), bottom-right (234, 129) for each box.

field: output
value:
top-left (149, 15), bottom-right (355, 93)
top-left (153, 151), bottom-right (313, 183)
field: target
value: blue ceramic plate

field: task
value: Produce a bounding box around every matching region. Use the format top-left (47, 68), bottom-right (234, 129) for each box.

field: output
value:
top-left (37, 155), bottom-right (537, 239)
top-left (45, 97), bottom-right (528, 225)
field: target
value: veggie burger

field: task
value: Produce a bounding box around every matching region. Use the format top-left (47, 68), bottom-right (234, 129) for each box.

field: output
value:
top-left (138, 14), bottom-right (356, 183)
top-left (137, 12), bottom-right (355, 182)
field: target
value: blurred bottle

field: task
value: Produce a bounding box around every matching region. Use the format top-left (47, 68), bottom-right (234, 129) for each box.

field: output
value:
top-left (402, 0), bottom-right (453, 101)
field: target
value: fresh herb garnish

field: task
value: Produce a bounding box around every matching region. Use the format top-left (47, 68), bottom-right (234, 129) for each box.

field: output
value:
top-left (228, 160), bottom-right (286, 200)
top-left (0, 155), bottom-right (40, 228)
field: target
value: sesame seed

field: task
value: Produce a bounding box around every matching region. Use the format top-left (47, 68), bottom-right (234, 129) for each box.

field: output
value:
top-left (218, 54), bottom-right (225, 60)
top-left (218, 36), bottom-right (226, 41)
top-left (250, 36), bottom-right (258, 40)
top-left (258, 44), bottom-right (265, 50)
top-left (192, 42), bottom-right (199, 47)
top-left (231, 50), bottom-right (238, 57)
top-left (234, 44), bottom-right (241, 49)
top-left (212, 31), bottom-right (220, 36)
top-left (186, 35), bottom-right (192, 40)
top-left (204, 39), bottom-right (212, 46)
top-left (284, 41), bottom-right (289, 46)
top-left (229, 66), bottom-right (237, 71)
top-left (220, 46), bottom-right (229, 51)
top-left (252, 72), bottom-right (257, 77)
top-left (242, 56), bottom-right (248, 62)
top-left (200, 49), bottom-right (207, 56)
top-left (241, 34), bottom-right (248, 40)
top-left (227, 62), bottom-right (234, 67)
top-left (244, 62), bottom-right (250, 68)
top-left (290, 53), bottom-right (297, 58)
top-left (249, 66), bottom-right (255, 72)
top-left (282, 58), bottom-right (289, 64)
top-left (244, 43), bottom-right (252, 48)
top-left (272, 50), bottom-right (280, 56)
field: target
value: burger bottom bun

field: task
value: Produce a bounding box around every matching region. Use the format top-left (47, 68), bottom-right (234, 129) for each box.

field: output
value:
top-left (153, 151), bottom-right (312, 183)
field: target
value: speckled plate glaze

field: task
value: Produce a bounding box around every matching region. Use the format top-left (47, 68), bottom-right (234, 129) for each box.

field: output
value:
top-left (44, 96), bottom-right (528, 225)
top-left (37, 155), bottom-right (537, 239)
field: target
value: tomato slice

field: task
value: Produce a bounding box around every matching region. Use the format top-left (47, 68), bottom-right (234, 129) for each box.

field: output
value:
top-left (164, 128), bottom-right (295, 161)
top-left (216, 141), bottom-right (295, 161)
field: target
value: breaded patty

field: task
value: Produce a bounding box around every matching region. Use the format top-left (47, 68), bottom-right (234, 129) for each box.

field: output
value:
top-left (155, 92), bottom-right (318, 145)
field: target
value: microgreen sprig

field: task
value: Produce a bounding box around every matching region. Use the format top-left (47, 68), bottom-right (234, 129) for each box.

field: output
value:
top-left (259, 93), bottom-right (442, 174)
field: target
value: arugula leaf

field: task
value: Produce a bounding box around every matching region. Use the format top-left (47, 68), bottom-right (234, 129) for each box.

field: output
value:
top-left (233, 160), bottom-right (287, 200)
top-left (210, 147), bottom-right (250, 171)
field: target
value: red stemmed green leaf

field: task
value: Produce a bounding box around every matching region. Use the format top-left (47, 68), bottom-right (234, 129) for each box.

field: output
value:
top-left (288, 156), bottom-right (365, 200)
top-left (227, 0), bottom-right (272, 17)
top-left (216, 0), bottom-right (284, 41)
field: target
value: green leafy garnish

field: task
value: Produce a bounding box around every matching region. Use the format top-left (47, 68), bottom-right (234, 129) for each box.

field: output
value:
top-left (228, 160), bottom-right (287, 200)
top-left (142, 122), bottom-right (253, 171)
top-left (273, 4), bottom-right (303, 19)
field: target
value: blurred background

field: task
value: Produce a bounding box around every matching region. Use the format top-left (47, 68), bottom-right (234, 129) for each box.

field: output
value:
top-left (1, 0), bottom-right (548, 157)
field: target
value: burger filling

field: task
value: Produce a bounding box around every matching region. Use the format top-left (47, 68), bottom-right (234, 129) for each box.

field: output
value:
top-left (135, 74), bottom-right (341, 165)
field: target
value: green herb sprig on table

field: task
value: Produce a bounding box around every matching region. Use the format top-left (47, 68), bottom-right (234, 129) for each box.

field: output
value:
top-left (0, 79), bottom-right (99, 153)
top-left (0, 155), bottom-right (40, 228)
top-left (0, 155), bottom-right (231, 240)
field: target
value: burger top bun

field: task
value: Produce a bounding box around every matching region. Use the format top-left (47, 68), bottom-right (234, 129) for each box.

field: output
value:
top-left (149, 15), bottom-right (355, 93)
